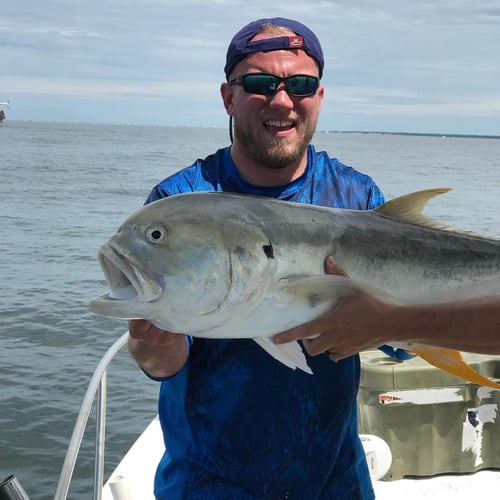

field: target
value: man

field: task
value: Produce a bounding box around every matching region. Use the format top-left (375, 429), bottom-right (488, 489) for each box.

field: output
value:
top-left (128, 17), bottom-right (500, 500)
top-left (130, 17), bottom-right (388, 499)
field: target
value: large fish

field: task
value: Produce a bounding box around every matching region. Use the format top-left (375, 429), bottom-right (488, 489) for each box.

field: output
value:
top-left (90, 189), bottom-right (500, 388)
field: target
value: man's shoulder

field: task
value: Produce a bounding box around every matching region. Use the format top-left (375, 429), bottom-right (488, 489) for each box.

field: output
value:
top-left (169, 147), bottom-right (229, 183)
top-left (307, 145), bottom-right (385, 209)
top-left (147, 147), bottom-right (230, 201)
top-left (310, 147), bottom-right (372, 181)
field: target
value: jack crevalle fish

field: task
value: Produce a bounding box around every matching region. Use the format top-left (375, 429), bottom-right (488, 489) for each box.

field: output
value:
top-left (90, 189), bottom-right (500, 388)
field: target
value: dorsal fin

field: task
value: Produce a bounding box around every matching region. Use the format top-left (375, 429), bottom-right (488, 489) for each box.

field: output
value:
top-left (373, 188), bottom-right (499, 240)
top-left (374, 188), bottom-right (452, 226)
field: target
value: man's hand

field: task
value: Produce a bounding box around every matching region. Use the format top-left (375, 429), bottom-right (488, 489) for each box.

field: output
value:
top-left (273, 256), bottom-right (393, 361)
top-left (129, 319), bottom-right (184, 345)
top-left (128, 320), bottom-right (188, 377)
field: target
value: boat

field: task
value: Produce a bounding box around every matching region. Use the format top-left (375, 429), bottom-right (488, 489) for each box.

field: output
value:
top-left (0, 101), bottom-right (9, 123)
top-left (2, 333), bottom-right (499, 499)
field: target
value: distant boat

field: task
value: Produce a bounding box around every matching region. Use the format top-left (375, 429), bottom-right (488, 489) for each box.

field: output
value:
top-left (0, 101), bottom-right (9, 123)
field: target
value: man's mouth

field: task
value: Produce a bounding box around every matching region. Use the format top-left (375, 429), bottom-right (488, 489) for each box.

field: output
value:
top-left (264, 120), bottom-right (295, 131)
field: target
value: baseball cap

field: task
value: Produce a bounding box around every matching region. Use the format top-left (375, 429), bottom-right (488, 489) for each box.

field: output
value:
top-left (224, 17), bottom-right (324, 79)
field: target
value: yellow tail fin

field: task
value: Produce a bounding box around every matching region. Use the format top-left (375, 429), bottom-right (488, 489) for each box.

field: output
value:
top-left (412, 344), bottom-right (500, 390)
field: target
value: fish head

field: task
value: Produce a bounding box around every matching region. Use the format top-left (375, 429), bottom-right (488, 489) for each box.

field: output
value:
top-left (89, 194), bottom-right (277, 333)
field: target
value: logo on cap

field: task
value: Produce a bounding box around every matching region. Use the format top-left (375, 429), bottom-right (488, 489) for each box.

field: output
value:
top-left (288, 36), bottom-right (304, 48)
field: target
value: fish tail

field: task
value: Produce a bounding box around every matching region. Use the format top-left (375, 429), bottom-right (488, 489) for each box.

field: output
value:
top-left (411, 344), bottom-right (500, 390)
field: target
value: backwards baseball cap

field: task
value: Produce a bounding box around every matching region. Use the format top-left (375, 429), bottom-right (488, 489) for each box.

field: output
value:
top-left (224, 17), bottom-right (324, 79)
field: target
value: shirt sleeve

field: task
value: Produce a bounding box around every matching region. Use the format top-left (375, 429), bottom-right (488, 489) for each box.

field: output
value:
top-left (366, 179), bottom-right (386, 210)
top-left (378, 344), bottom-right (416, 361)
top-left (145, 184), bottom-right (170, 204)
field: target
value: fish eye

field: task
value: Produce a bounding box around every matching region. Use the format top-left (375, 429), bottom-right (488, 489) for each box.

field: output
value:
top-left (145, 224), bottom-right (169, 244)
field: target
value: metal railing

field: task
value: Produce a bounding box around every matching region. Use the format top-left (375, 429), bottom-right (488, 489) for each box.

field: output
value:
top-left (54, 332), bottom-right (129, 500)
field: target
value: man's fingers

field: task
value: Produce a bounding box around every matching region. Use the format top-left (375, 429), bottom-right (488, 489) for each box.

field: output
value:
top-left (302, 335), bottom-right (332, 356)
top-left (273, 315), bottom-right (328, 344)
top-left (325, 256), bottom-right (348, 277)
top-left (273, 257), bottom-right (349, 347)
top-left (128, 319), bottom-right (155, 339)
top-left (273, 324), bottom-right (308, 345)
top-left (328, 352), bottom-right (350, 362)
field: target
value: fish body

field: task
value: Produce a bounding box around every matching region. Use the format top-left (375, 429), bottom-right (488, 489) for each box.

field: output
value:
top-left (90, 189), bottom-right (500, 387)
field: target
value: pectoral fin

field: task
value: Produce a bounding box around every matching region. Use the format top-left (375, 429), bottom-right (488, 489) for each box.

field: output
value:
top-left (411, 344), bottom-right (500, 390)
top-left (281, 275), bottom-right (394, 307)
top-left (253, 337), bottom-right (312, 374)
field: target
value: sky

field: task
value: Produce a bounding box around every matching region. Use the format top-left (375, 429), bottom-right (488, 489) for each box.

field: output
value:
top-left (1, 0), bottom-right (500, 135)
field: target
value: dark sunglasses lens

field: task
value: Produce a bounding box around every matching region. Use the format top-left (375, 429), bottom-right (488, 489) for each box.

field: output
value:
top-left (286, 76), bottom-right (319, 96)
top-left (242, 74), bottom-right (319, 96)
top-left (243, 75), bottom-right (278, 95)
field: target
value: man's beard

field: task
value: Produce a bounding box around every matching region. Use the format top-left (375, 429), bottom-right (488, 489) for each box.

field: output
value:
top-left (233, 118), bottom-right (317, 169)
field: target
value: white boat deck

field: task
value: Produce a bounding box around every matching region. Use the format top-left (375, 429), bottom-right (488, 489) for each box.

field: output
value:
top-left (102, 416), bottom-right (500, 500)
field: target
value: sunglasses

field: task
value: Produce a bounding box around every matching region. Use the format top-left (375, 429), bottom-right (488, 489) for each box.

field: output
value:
top-left (229, 73), bottom-right (320, 97)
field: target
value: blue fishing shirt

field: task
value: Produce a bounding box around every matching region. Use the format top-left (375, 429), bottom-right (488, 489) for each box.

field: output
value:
top-left (146, 145), bottom-right (397, 499)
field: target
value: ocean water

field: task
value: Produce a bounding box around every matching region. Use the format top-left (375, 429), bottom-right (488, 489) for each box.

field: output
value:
top-left (0, 120), bottom-right (499, 499)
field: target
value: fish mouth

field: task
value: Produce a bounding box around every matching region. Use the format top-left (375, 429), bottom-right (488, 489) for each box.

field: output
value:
top-left (93, 243), bottom-right (163, 305)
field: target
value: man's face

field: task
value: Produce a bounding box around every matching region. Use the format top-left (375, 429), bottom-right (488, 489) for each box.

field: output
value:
top-left (222, 35), bottom-right (324, 170)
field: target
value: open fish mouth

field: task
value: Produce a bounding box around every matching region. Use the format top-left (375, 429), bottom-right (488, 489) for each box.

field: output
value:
top-left (94, 244), bottom-right (163, 304)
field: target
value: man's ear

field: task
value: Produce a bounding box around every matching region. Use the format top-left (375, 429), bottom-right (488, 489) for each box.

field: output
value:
top-left (220, 82), bottom-right (235, 116)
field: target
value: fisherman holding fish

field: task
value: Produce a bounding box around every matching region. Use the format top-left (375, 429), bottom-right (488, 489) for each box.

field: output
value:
top-left (118, 17), bottom-right (500, 500)
top-left (125, 18), bottom-right (384, 499)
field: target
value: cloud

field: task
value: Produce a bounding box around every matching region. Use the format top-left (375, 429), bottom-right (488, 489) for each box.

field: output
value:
top-left (1, 74), bottom-right (217, 100)
top-left (329, 87), bottom-right (500, 117)
top-left (1, 0), bottom-right (499, 133)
